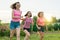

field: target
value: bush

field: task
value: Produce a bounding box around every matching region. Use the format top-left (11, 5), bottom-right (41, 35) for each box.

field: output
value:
top-left (47, 24), bottom-right (54, 31)
top-left (58, 24), bottom-right (60, 30)
top-left (20, 30), bottom-right (25, 36)
top-left (53, 23), bottom-right (59, 31)
top-left (0, 29), bottom-right (26, 37)
top-left (30, 24), bottom-right (33, 33)
top-left (33, 23), bottom-right (38, 32)
top-left (0, 29), bottom-right (10, 37)
top-left (0, 24), bottom-right (10, 36)
top-left (33, 16), bottom-right (38, 32)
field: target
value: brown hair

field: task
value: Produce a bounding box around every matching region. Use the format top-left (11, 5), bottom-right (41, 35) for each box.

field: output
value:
top-left (11, 2), bottom-right (20, 9)
top-left (25, 11), bottom-right (32, 17)
top-left (38, 11), bottom-right (44, 17)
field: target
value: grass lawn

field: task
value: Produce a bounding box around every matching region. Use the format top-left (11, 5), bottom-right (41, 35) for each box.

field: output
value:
top-left (0, 32), bottom-right (60, 40)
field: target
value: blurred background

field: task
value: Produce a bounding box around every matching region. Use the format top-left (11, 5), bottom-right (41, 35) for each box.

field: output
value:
top-left (0, 0), bottom-right (60, 23)
top-left (0, 0), bottom-right (60, 40)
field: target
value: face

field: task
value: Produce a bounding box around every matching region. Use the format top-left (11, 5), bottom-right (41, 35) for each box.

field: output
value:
top-left (16, 3), bottom-right (20, 9)
top-left (28, 11), bottom-right (32, 17)
top-left (40, 13), bottom-right (44, 17)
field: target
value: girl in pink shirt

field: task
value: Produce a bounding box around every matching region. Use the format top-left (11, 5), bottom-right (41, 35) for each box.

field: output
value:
top-left (37, 12), bottom-right (46, 40)
top-left (10, 2), bottom-right (22, 40)
top-left (22, 11), bottom-right (33, 40)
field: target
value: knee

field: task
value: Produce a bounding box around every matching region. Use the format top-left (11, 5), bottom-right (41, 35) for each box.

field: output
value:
top-left (17, 35), bottom-right (20, 38)
top-left (27, 34), bottom-right (30, 37)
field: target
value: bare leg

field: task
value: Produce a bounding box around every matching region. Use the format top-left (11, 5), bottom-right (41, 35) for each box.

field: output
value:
top-left (39, 31), bottom-right (44, 40)
top-left (24, 30), bottom-right (30, 40)
top-left (10, 29), bottom-right (15, 40)
top-left (16, 27), bottom-right (20, 40)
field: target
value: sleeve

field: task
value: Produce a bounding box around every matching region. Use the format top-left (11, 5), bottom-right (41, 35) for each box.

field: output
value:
top-left (30, 18), bottom-right (33, 23)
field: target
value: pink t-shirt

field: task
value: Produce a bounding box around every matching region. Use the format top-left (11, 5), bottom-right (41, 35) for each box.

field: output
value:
top-left (12, 9), bottom-right (22, 22)
top-left (24, 17), bottom-right (32, 28)
top-left (37, 17), bottom-right (45, 26)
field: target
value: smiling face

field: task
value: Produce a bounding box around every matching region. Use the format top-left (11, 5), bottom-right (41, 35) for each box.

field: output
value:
top-left (15, 2), bottom-right (20, 9)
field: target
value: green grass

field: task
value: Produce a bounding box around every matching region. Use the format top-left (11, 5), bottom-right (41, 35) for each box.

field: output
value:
top-left (0, 32), bottom-right (60, 40)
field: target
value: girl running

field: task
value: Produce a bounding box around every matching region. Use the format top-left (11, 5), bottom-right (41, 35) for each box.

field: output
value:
top-left (37, 12), bottom-right (46, 40)
top-left (10, 2), bottom-right (22, 40)
top-left (23, 11), bottom-right (33, 40)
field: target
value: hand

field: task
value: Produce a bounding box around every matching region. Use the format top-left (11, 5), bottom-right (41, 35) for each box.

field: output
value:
top-left (21, 16), bottom-right (23, 18)
top-left (37, 27), bottom-right (41, 29)
top-left (36, 25), bottom-right (41, 29)
top-left (20, 16), bottom-right (24, 20)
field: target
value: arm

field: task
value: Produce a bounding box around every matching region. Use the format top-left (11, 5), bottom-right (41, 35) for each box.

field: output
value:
top-left (20, 16), bottom-right (24, 20)
top-left (12, 10), bottom-right (15, 18)
top-left (36, 19), bottom-right (39, 29)
top-left (36, 19), bottom-right (41, 29)
top-left (20, 16), bottom-right (26, 21)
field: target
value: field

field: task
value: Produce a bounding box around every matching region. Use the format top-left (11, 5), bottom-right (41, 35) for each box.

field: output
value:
top-left (0, 32), bottom-right (60, 40)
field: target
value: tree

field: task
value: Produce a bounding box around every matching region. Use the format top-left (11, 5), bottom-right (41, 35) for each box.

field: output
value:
top-left (51, 17), bottom-right (57, 23)
top-left (33, 16), bottom-right (38, 32)
top-left (57, 19), bottom-right (60, 22)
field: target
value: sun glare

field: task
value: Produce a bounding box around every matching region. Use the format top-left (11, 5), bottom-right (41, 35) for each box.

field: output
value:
top-left (45, 16), bottom-right (51, 22)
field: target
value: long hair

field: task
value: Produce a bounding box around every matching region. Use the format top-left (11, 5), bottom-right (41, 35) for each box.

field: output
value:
top-left (11, 2), bottom-right (20, 9)
top-left (25, 11), bottom-right (32, 17)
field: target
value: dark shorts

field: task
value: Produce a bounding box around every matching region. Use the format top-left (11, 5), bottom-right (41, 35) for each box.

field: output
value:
top-left (10, 21), bottom-right (20, 30)
top-left (38, 25), bottom-right (44, 32)
top-left (24, 28), bottom-right (30, 32)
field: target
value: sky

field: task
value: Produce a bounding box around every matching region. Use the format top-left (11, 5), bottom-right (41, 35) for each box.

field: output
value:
top-left (0, 0), bottom-right (60, 23)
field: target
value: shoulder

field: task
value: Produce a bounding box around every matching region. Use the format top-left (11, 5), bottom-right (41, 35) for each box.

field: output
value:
top-left (19, 9), bottom-right (22, 14)
top-left (19, 9), bottom-right (22, 12)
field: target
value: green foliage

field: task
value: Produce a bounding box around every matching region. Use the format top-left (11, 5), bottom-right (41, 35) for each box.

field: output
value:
top-left (57, 19), bottom-right (60, 22)
top-left (33, 24), bottom-right (38, 32)
top-left (0, 16), bottom-right (60, 37)
top-left (33, 16), bottom-right (37, 23)
top-left (47, 24), bottom-right (54, 31)
top-left (51, 17), bottom-right (57, 23)
top-left (0, 29), bottom-right (26, 37)
top-left (20, 30), bottom-right (25, 36)
top-left (58, 24), bottom-right (60, 30)
top-left (0, 29), bottom-right (10, 37)
top-left (0, 32), bottom-right (60, 40)
top-left (53, 23), bottom-right (59, 31)
top-left (46, 23), bottom-right (60, 31)
top-left (33, 16), bottom-right (38, 32)
top-left (30, 24), bottom-right (33, 33)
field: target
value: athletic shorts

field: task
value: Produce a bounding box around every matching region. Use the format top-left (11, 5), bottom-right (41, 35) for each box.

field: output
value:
top-left (23, 28), bottom-right (30, 32)
top-left (10, 21), bottom-right (20, 30)
top-left (38, 25), bottom-right (44, 32)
